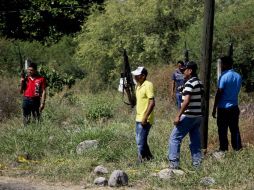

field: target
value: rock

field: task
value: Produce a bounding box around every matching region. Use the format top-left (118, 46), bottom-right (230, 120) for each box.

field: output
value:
top-left (212, 151), bottom-right (225, 161)
top-left (94, 177), bottom-right (108, 186)
top-left (150, 172), bottom-right (158, 177)
top-left (108, 170), bottom-right (128, 187)
top-left (158, 168), bottom-right (185, 180)
top-left (158, 169), bottom-right (173, 179)
top-left (94, 165), bottom-right (109, 175)
top-left (76, 140), bottom-right (98, 155)
top-left (48, 136), bottom-right (54, 141)
top-left (61, 121), bottom-right (69, 127)
top-left (10, 162), bottom-right (20, 168)
top-left (200, 177), bottom-right (216, 186)
top-left (172, 169), bottom-right (185, 176)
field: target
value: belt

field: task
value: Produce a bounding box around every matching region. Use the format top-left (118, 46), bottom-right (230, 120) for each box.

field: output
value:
top-left (24, 96), bottom-right (40, 100)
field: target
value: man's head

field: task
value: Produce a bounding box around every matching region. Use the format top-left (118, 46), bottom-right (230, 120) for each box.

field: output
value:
top-left (177, 60), bottom-right (185, 73)
top-left (131, 66), bottom-right (148, 84)
top-left (183, 61), bottom-right (198, 79)
top-left (27, 62), bottom-right (37, 77)
top-left (220, 56), bottom-right (233, 71)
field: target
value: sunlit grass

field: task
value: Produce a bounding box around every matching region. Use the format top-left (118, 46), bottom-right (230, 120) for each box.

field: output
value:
top-left (0, 89), bottom-right (254, 189)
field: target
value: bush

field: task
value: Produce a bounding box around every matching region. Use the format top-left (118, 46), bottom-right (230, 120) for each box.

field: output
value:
top-left (86, 98), bottom-right (113, 120)
top-left (75, 0), bottom-right (182, 89)
top-left (0, 77), bottom-right (21, 121)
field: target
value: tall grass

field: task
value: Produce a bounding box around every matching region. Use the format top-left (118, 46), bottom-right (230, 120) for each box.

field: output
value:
top-left (0, 67), bottom-right (254, 189)
top-left (0, 77), bottom-right (21, 121)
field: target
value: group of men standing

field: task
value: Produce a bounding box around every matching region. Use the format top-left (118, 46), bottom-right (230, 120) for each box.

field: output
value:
top-left (131, 55), bottom-right (242, 169)
top-left (20, 56), bottom-right (243, 169)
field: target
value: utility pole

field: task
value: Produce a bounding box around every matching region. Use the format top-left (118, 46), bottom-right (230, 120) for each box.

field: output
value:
top-left (200, 0), bottom-right (215, 151)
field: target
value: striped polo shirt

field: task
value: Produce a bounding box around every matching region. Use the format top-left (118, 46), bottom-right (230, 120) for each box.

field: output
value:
top-left (182, 76), bottom-right (204, 117)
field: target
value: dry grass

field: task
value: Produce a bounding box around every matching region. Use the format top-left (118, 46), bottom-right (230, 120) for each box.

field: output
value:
top-left (0, 77), bottom-right (21, 122)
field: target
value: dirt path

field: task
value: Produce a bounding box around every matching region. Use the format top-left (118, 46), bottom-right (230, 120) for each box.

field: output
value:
top-left (0, 176), bottom-right (86, 190)
top-left (0, 176), bottom-right (142, 190)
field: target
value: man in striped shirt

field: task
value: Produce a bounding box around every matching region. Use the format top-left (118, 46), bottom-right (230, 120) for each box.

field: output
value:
top-left (168, 61), bottom-right (204, 169)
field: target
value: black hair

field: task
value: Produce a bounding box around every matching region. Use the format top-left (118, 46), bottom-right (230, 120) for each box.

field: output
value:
top-left (141, 68), bottom-right (148, 77)
top-left (28, 62), bottom-right (37, 70)
top-left (186, 61), bottom-right (198, 76)
top-left (220, 56), bottom-right (233, 67)
top-left (177, 60), bottom-right (184, 66)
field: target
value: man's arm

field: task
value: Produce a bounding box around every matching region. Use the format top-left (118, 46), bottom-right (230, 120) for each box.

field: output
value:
top-left (171, 80), bottom-right (176, 99)
top-left (19, 77), bottom-right (26, 94)
top-left (212, 88), bottom-right (223, 118)
top-left (141, 98), bottom-right (155, 126)
top-left (174, 94), bottom-right (190, 125)
top-left (39, 88), bottom-right (46, 112)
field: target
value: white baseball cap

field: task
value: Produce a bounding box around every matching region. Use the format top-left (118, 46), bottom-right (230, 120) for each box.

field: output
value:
top-left (131, 66), bottom-right (147, 76)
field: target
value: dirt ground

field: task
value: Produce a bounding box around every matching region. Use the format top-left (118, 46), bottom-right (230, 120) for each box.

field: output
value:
top-left (0, 176), bottom-right (144, 190)
top-left (0, 176), bottom-right (86, 190)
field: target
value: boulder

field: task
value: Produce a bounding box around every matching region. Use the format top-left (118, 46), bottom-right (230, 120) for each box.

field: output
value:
top-left (76, 140), bottom-right (98, 155)
top-left (94, 177), bottom-right (108, 186)
top-left (94, 165), bottom-right (109, 175)
top-left (108, 170), bottom-right (128, 187)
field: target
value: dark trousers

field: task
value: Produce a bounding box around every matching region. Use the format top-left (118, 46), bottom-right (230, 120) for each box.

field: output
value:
top-left (217, 106), bottom-right (242, 151)
top-left (22, 97), bottom-right (41, 125)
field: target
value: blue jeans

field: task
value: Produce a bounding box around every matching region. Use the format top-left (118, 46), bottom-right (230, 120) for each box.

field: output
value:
top-left (176, 92), bottom-right (182, 110)
top-left (168, 115), bottom-right (202, 167)
top-left (136, 122), bottom-right (153, 160)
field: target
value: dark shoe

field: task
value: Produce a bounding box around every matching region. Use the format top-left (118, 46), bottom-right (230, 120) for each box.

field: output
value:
top-left (144, 155), bottom-right (154, 161)
top-left (169, 162), bottom-right (179, 170)
top-left (192, 161), bottom-right (201, 170)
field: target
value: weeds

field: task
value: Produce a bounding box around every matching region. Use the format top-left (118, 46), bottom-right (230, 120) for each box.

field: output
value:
top-left (0, 73), bottom-right (254, 189)
top-left (0, 77), bottom-right (21, 121)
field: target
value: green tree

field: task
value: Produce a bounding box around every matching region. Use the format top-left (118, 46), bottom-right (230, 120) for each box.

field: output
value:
top-left (172, 0), bottom-right (254, 89)
top-left (76, 0), bottom-right (186, 88)
top-left (0, 0), bottom-right (104, 41)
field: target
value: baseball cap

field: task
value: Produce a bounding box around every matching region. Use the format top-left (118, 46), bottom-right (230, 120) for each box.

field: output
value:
top-left (184, 61), bottom-right (197, 70)
top-left (131, 66), bottom-right (147, 76)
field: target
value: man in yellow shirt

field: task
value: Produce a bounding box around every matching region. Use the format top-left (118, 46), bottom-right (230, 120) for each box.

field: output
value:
top-left (131, 66), bottom-right (155, 162)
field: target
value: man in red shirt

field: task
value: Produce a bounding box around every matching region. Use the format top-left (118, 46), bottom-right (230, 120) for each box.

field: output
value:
top-left (20, 62), bottom-right (46, 125)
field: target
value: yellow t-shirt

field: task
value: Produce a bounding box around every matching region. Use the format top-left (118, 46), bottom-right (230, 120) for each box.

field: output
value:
top-left (135, 80), bottom-right (154, 124)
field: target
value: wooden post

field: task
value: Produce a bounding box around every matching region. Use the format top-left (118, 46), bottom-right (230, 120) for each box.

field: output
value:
top-left (200, 0), bottom-right (215, 150)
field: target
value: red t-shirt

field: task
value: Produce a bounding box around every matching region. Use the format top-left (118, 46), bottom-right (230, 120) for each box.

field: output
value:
top-left (23, 76), bottom-right (46, 97)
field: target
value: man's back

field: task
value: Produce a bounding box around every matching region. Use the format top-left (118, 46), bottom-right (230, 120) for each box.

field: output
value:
top-left (218, 69), bottom-right (241, 108)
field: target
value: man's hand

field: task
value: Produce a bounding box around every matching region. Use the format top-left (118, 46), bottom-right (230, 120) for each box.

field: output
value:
top-left (39, 103), bottom-right (45, 112)
top-left (173, 115), bottom-right (181, 125)
top-left (141, 118), bottom-right (148, 127)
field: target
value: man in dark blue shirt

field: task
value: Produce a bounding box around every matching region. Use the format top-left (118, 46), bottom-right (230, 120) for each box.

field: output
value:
top-left (171, 61), bottom-right (185, 109)
top-left (212, 56), bottom-right (242, 151)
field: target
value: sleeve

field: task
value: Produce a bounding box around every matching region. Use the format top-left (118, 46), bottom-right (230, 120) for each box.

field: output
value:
top-left (218, 75), bottom-right (225, 89)
top-left (171, 72), bottom-right (176, 80)
top-left (171, 73), bottom-right (176, 81)
top-left (146, 82), bottom-right (154, 99)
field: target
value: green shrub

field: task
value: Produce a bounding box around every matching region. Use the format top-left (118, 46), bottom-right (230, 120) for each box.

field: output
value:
top-left (0, 77), bottom-right (21, 121)
top-left (86, 98), bottom-right (113, 120)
